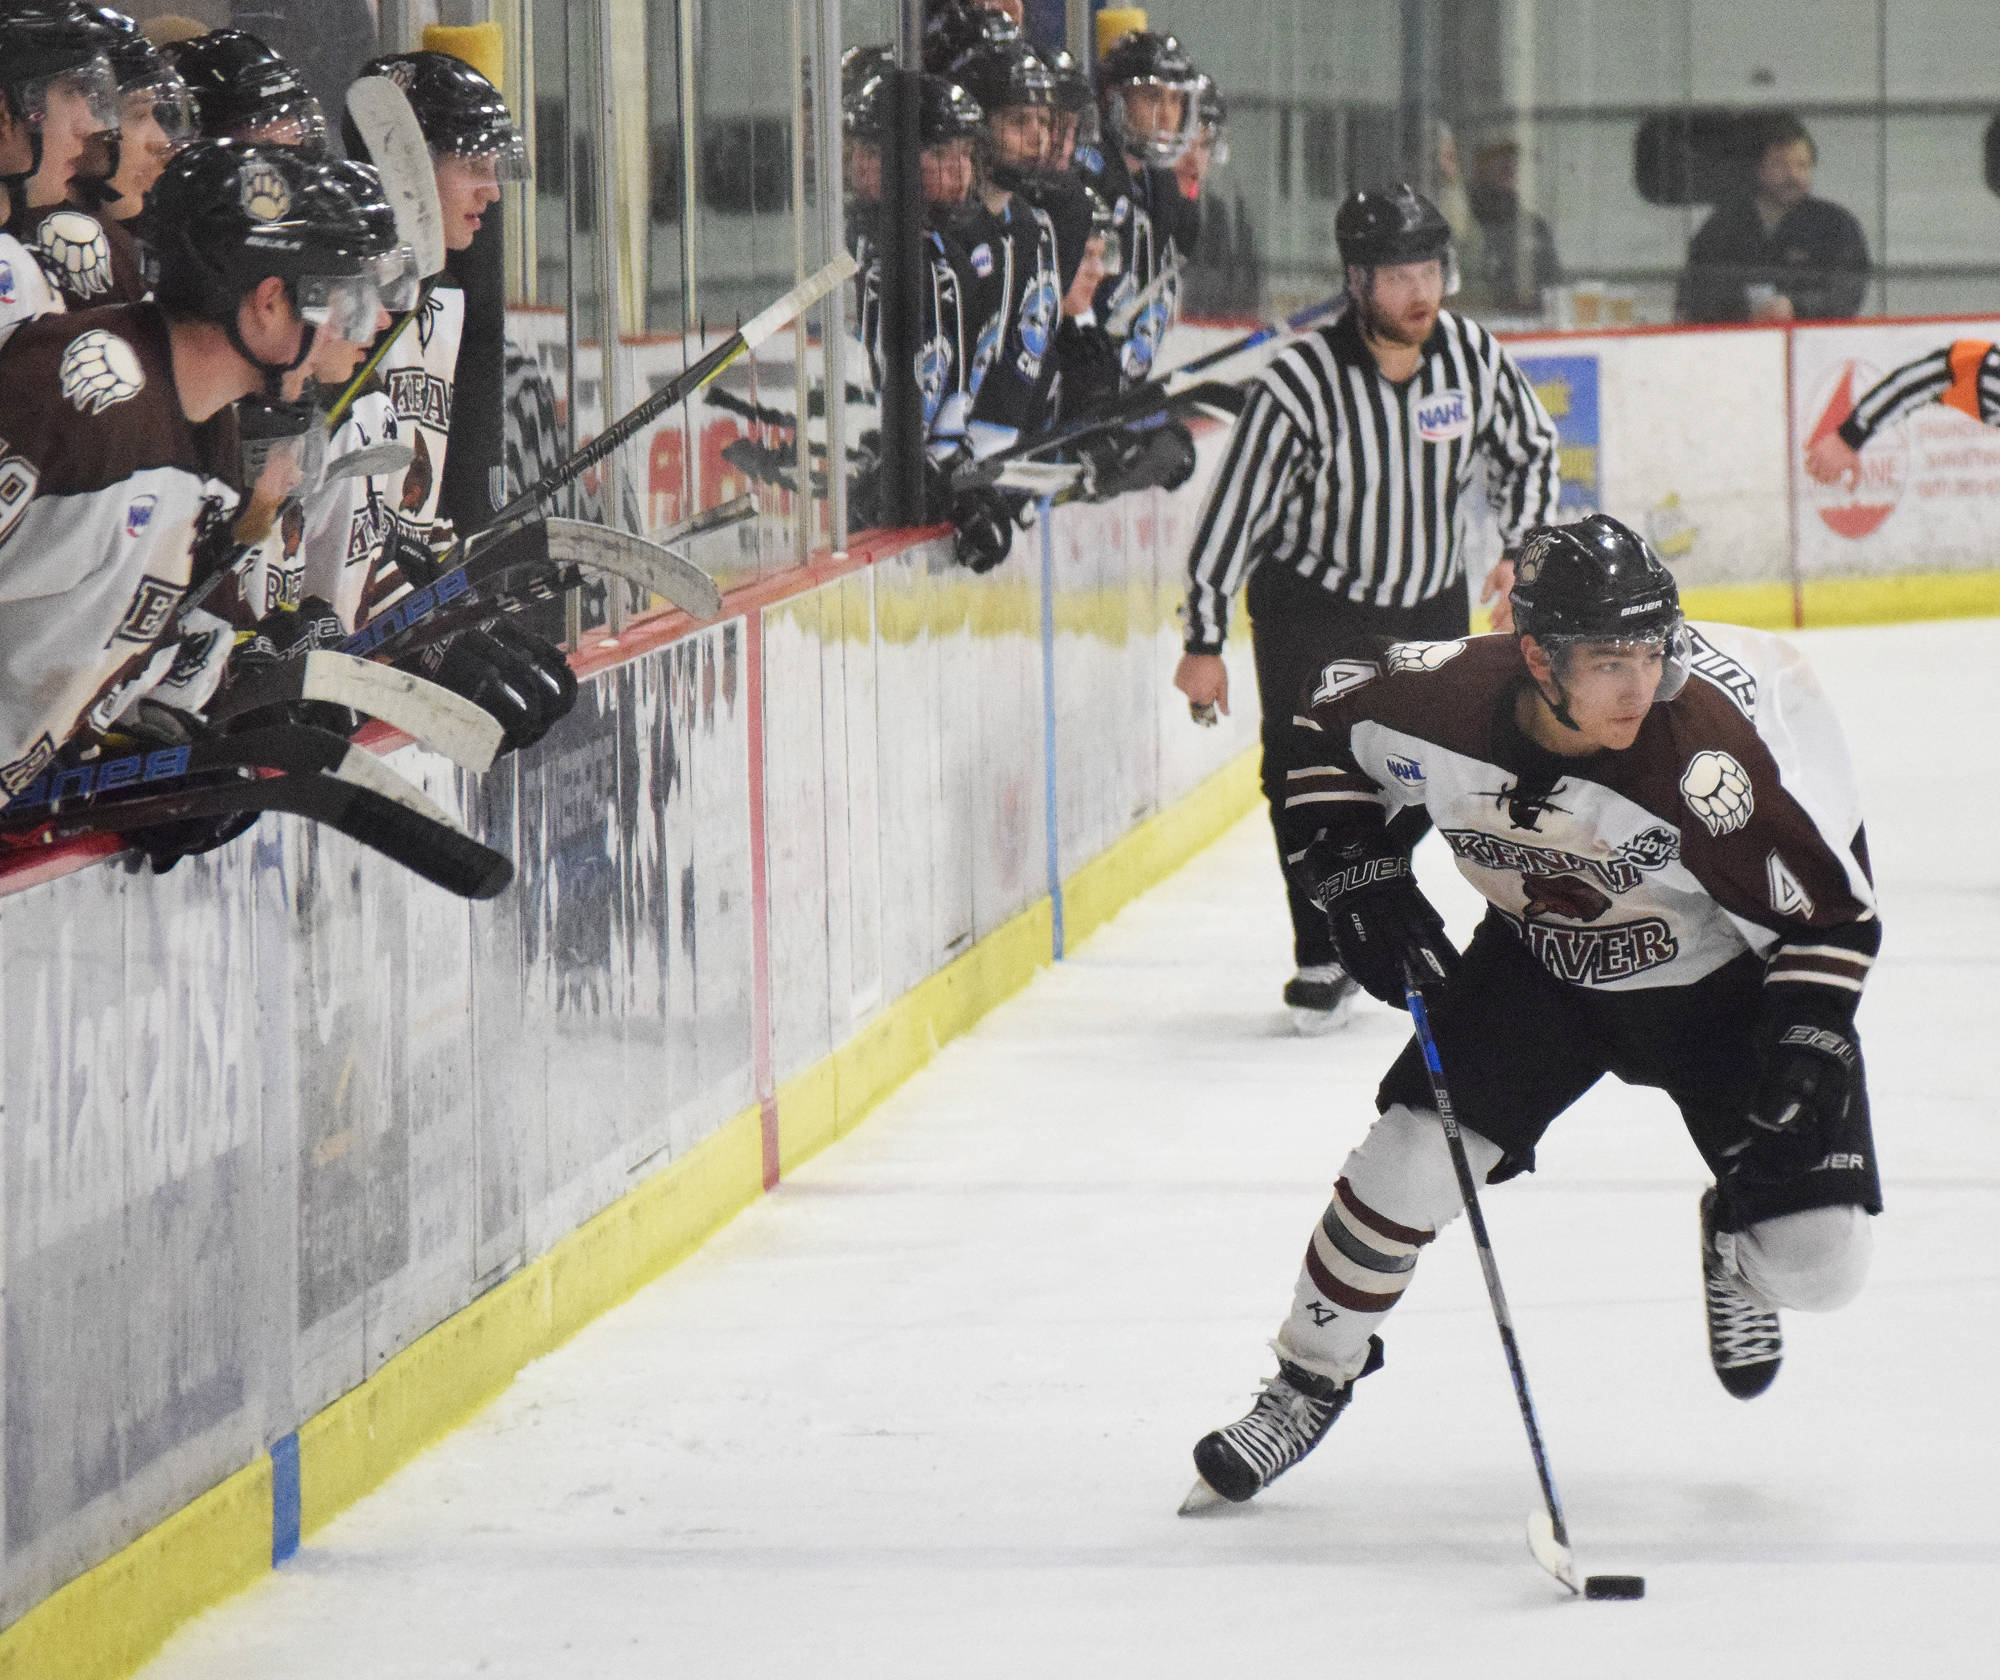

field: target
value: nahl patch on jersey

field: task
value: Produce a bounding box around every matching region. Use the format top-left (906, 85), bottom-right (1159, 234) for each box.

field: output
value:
top-left (1680, 749), bottom-right (1754, 836)
top-left (34, 211), bottom-right (113, 301)
top-left (60, 329), bottom-right (146, 414)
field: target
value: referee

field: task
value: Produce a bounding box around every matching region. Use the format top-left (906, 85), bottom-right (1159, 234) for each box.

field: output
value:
top-left (1174, 184), bottom-right (1560, 1029)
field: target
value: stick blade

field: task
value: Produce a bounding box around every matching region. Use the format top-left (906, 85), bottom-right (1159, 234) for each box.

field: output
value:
top-left (544, 518), bottom-right (725, 620)
top-left (345, 77), bottom-right (447, 276)
top-left (296, 652), bottom-right (506, 772)
top-left (322, 439), bottom-right (415, 483)
top-left (1528, 1509), bottom-right (1581, 1594)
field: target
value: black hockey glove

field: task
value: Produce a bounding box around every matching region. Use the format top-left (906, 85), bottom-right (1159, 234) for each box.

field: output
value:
top-left (399, 619), bottom-right (578, 754)
top-left (107, 703), bottom-right (263, 874)
top-left (1748, 1011), bottom-right (1859, 1137)
top-left (1291, 831), bottom-right (1459, 1008)
top-left (223, 597), bottom-right (362, 738)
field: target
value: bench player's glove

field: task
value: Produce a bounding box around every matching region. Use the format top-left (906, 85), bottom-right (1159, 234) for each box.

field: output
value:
top-left (1290, 830), bottom-right (1458, 1008)
top-left (1749, 1011), bottom-right (1859, 1137)
top-left (398, 619), bottom-right (577, 754)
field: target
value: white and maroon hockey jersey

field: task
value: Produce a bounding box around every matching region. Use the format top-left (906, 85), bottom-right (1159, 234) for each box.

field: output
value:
top-left (0, 303), bottom-right (237, 801)
top-left (0, 231), bottom-right (62, 351)
top-left (1284, 624), bottom-right (1878, 1008)
top-left (377, 281), bottom-right (462, 548)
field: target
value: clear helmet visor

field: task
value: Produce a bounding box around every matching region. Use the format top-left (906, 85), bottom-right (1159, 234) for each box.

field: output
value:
top-left (129, 73), bottom-right (196, 149)
top-left (296, 270), bottom-right (390, 344)
top-left (24, 56), bottom-right (121, 140)
top-left (435, 130), bottom-right (531, 183)
top-left (367, 244), bottom-right (421, 313)
top-left (234, 98), bottom-right (328, 154)
top-left (1545, 619), bottom-right (1691, 705)
top-left (1098, 227), bottom-right (1123, 276)
top-left (238, 395), bottom-right (328, 504)
top-left (1107, 78), bottom-right (1198, 167)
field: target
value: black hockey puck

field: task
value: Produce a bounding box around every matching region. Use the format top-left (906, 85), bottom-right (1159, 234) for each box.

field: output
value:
top-left (1584, 1575), bottom-right (1646, 1599)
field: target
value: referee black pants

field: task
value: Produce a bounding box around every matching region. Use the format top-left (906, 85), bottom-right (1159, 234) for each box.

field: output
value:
top-left (1245, 565), bottom-right (1470, 969)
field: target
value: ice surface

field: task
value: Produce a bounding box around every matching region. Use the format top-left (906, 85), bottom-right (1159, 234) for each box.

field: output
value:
top-left (136, 622), bottom-right (1997, 1679)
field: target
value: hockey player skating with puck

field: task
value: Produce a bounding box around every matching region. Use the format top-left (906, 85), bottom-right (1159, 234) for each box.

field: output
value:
top-left (1185, 514), bottom-right (1881, 1511)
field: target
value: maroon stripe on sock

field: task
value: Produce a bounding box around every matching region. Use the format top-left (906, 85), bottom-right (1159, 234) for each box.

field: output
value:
top-left (1304, 1243), bottom-right (1404, 1313)
top-left (1335, 1176), bottom-right (1433, 1249)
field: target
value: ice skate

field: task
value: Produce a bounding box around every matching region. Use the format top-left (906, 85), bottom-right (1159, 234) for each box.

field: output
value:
top-left (1283, 963), bottom-right (1359, 1035)
top-left (1181, 1338), bottom-right (1384, 1512)
top-left (1701, 1186), bottom-right (1782, 1399)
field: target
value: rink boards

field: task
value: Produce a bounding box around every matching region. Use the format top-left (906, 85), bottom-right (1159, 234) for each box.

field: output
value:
top-left (0, 447), bottom-right (1261, 1676)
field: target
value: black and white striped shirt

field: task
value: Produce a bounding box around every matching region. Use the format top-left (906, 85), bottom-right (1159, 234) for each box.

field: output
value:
top-left (1838, 337), bottom-right (2000, 447)
top-left (1182, 309), bottom-right (1560, 653)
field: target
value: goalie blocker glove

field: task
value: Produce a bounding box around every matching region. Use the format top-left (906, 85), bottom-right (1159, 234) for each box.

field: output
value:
top-left (1290, 829), bottom-right (1458, 1007)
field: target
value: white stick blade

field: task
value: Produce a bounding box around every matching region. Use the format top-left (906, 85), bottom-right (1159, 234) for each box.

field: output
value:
top-left (545, 518), bottom-right (725, 620)
top-left (332, 743), bottom-right (458, 826)
top-left (738, 251), bottom-right (860, 350)
top-left (297, 652), bottom-right (505, 773)
top-left (322, 440), bottom-right (416, 483)
top-left (1527, 1509), bottom-right (1581, 1594)
top-left (346, 77), bottom-right (447, 277)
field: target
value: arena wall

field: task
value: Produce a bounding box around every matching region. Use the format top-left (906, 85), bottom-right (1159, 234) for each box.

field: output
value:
top-left (0, 441), bottom-right (1259, 1680)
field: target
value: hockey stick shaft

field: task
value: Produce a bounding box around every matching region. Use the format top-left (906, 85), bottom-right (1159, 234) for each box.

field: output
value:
top-left (1403, 972), bottom-right (1578, 1582)
top-left (1170, 291), bottom-right (1344, 379)
top-left (480, 252), bottom-right (857, 535)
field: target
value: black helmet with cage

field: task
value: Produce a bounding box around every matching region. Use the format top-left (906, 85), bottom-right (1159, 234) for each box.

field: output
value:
top-left (1508, 515), bottom-right (1691, 724)
top-left (353, 51), bottom-right (527, 178)
top-left (1334, 182), bottom-right (1460, 294)
top-left (151, 138), bottom-right (405, 384)
top-left (0, 0), bottom-right (122, 181)
top-left (946, 38), bottom-right (1053, 187)
top-left (166, 29), bottom-right (326, 153)
top-left (1095, 29), bottom-right (1198, 166)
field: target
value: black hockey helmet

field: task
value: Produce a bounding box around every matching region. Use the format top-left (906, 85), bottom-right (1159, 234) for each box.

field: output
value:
top-left (842, 72), bottom-right (985, 148)
top-left (921, 0), bottom-right (1019, 75)
top-left (355, 51), bottom-right (527, 178)
top-left (840, 44), bottom-right (894, 100)
top-left (1336, 182), bottom-right (1459, 295)
top-left (97, 10), bottom-right (193, 135)
top-left (0, 0), bottom-right (121, 177)
top-left (1096, 30), bottom-right (1197, 166)
top-left (1043, 48), bottom-right (1092, 115)
top-left (152, 138), bottom-right (404, 375)
top-left (946, 38), bottom-right (1053, 116)
top-left (1509, 515), bottom-right (1690, 712)
top-left (166, 30), bottom-right (326, 152)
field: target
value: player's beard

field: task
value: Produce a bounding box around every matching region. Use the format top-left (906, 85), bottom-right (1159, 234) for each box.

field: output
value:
top-left (1357, 291), bottom-right (1437, 349)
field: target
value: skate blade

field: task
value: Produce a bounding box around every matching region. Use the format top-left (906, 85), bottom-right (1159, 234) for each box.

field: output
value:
top-left (1527, 1509), bottom-right (1581, 1594)
top-left (1286, 1001), bottom-right (1352, 1037)
top-left (1178, 1478), bottom-right (1229, 1516)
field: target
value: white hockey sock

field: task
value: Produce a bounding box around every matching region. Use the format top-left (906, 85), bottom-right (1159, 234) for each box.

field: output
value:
top-left (1276, 1104), bottom-right (1504, 1385)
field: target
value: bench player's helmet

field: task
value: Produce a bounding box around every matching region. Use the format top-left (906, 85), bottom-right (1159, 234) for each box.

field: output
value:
top-left (1509, 515), bottom-right (1691, 720)
top-left (946, 37), bottom-right (1054, 187)
top-left (152, 138), bottom-right (405, 382)
top-left (1335, 183), bottom-right (1459, 295)
top-left (166, 29), bottom-right (326, 152)
top-left (1096, 30), bottom-right (1198, 166)
top-left (840, 44), bottom-right (894, 100)
top-left (99, 11), bottom-right (193, 144)
top-left (921, 0), bottom-right (1018, 75)
top-left (0, 0), bottom-right (121, 181)
top-left (354, 51), bottom-right (527, 178)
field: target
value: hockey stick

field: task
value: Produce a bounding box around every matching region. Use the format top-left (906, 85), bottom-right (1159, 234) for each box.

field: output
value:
top-left (952, 379), bottom-right (1244, 491)
top-left (475, 253), bottom-right (857, 539)
top-left (1402, 966), bottom-right (1580, 1595)
top-left (323, 77), bottom-right (451, 432)
top-left (2, 727), bottom-right (512, 899)
top-left (209, 649), bottom-right (507, 773)
top-left (321, 439), bottom-right (416, 483)
top-left (1169, 290), bottom-right (1345, 381)
top-left (342, 508), bottom-right (744, 660)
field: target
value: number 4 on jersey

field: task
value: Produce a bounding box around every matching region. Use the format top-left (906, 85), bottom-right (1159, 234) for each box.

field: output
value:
top-left (1312, 659), bottom-right (1379, 706)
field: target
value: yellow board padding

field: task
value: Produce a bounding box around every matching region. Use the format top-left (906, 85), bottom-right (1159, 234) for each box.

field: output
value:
top-left (1478, 568), bottom-right (2000, 635)
top-left (421, 23), bottom-right (506, 91)
top-left (300, 1104), bottom-right (766, 1536)
top-left (0, 1458), bottom-right (271, 1680)
top-left (1, 743), bottom-right (1263, 1680)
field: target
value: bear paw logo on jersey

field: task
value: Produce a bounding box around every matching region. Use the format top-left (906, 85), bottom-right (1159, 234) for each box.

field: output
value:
top-left (1383, 640), bottom-right (1465, 675)
top-left (59, 329), bottom-right (146, 414)
top-left (1414, 388), bottom-right (1471, 444)
top-left (1680, 749), bottom-right (1753, 836)
top-left (35, 210), bottom-right (113, 300)
top-left (238, 161), bottom-right (293, 223)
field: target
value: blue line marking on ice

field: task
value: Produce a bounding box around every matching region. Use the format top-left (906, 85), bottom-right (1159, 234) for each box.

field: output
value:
top-left (270, 1432), bottom-right (301, 1566)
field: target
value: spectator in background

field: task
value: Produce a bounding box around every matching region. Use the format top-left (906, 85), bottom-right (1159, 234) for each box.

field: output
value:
top-left (1431, 120), bottom-right (1488, 314)
top-left (1469, 140), bottom-right (1559, 316)
top-left (1677, 113), bottom-right (1868, 323)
